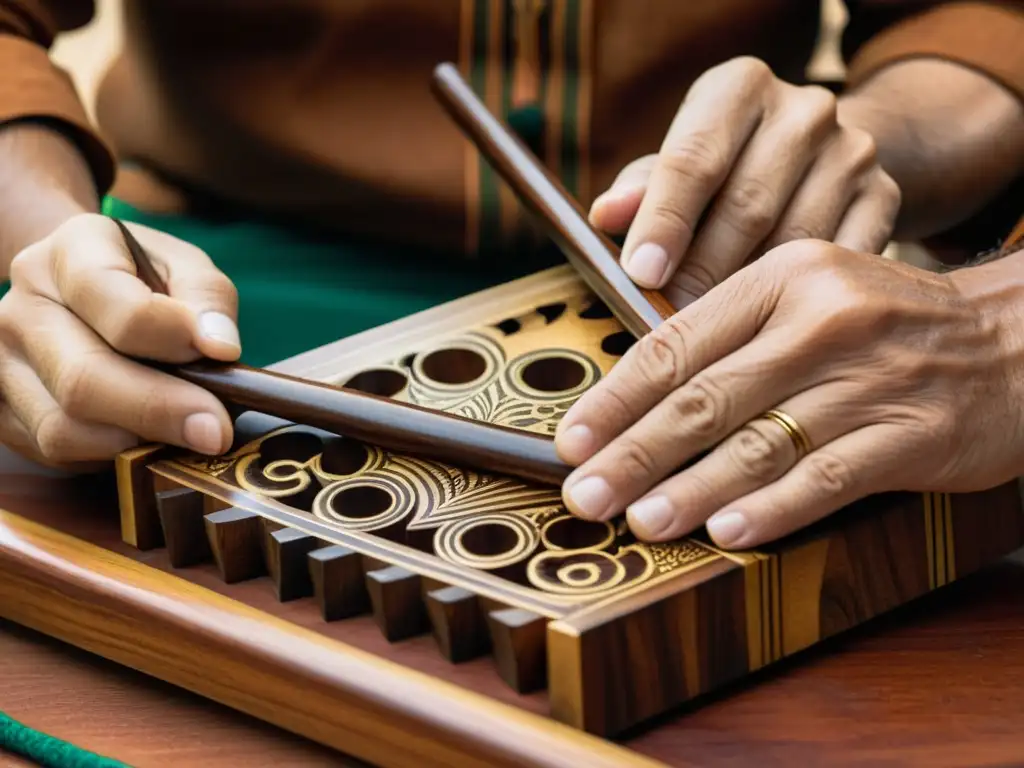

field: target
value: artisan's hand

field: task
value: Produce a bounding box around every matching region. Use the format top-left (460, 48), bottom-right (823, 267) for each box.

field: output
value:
top-left (0, 214), bottom-right (240, 468)
top-left (592, 57), bottom-right (901, 306)
top-left (554, 240), bottom-right (1024, 549)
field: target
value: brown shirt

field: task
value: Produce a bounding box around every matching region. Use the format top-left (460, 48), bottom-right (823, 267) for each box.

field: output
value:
top-left (2, 1), bottom-right (1023, 257)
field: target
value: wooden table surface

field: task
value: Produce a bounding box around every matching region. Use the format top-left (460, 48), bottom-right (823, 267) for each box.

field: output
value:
top-left (1, 447), bottom-right (1023, 767)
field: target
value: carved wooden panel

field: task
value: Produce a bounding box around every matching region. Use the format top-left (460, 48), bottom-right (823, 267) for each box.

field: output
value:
top-left (118, 266), bottom-right (1024, 737)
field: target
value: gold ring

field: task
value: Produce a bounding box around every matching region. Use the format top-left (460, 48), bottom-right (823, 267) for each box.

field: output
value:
top-left (761, 409), bottom-right (812, 458)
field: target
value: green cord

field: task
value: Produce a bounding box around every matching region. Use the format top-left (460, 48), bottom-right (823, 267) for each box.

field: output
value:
top-left (0, 712), bottom-right (130, 767)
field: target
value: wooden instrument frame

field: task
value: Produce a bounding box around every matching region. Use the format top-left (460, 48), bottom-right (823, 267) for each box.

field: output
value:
top-left (97, 264), bottom-right (1024, 756)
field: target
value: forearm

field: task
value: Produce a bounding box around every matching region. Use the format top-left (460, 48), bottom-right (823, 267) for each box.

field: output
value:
top-left (837, 58), bottom-right (1024, 241)
top-left (0, 121), bottom-right (98, 279)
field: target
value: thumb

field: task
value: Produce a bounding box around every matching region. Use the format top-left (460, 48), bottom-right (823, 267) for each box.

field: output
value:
top-left (588, 155), bottom-right (655, 234)
top-left (134, 224), bottom-right (241, 361)
top-left (44, 215), bottom-right (240, 364)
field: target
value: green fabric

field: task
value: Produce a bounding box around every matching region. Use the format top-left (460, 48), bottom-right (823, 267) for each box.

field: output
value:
top-left (98, 197), bottom-right (556, 368)
top-left (0, 712), bottom-right (129, 767)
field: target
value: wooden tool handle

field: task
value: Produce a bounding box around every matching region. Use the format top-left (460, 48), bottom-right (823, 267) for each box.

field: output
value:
top-left (112, 220), bottom-right (571, 486)
top-left (1001, 213), bottom-right (1024, 256)
top-left (431, 62), bottom-right (675, 337)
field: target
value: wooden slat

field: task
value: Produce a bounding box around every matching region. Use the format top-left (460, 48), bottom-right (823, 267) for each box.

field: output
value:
top-left (0, 509), bottom-right (660, 768)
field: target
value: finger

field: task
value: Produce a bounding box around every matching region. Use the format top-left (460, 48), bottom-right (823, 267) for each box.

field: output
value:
top-left (15, 298), bottom-right (234, 455)
top-left (662, 85), bottom-right (837, 306)
top-left (555, 262), bottom-right (783, 467)
top-left (832, 169), bottom-right (902, 254)
top-left (701, 424), bottom-right (907, 549)
top-left (622, 381), bottom-right (863, 540)
top-left (41, 214), bottom-right (240, 363)
top-left (759, 127), bottom-right (879, 253)
top-left (560, 324), bottom-right (819, 522)
top-left (619, 58), bottom-right (772, 290)
top-left (0, 354), bottom-right (139, 465)
top-left (589, 156), bottom-right (655, 234)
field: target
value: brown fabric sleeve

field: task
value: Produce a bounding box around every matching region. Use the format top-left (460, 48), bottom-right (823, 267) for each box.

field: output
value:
top-left (0, 0), bottom-right (116, 196)
top-left (844, 2), bottom-right (1024, 102)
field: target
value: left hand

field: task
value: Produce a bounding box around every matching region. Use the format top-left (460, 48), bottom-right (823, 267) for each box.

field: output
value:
top-left (554, 240), bottom-right (1024, 549)
top-left (591, 57), bottom-right (902, 306)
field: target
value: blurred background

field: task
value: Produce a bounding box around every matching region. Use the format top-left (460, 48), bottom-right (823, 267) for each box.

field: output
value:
top-left (51, 0), bottom-right (929, 266)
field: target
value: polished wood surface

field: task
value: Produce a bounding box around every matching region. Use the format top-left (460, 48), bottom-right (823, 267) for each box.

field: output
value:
top-left (0, 478), bottom-right (657, 767)
top-left (174, 362), bottom-right (571, 486)
top-left (431, 63), bottom-right (675, 336)
top-left (118, 263), bottom-right (1024, 737)
top-left (1, 443), bottom-right (1023, 766)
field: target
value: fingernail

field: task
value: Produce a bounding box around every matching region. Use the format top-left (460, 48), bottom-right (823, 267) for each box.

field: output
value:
top-left (558, 424), bottom-right (595, 462)
top-left (627, 496), bottom-right (675, 538)
top-left (566, 476), bottom-right (613, 520)
top-left (624, 243), bottom-right (669, 287)
top-left (198, 311), bottom-right (240, 350)
top-left (182, 412), bottom-right (224, 455)
top-left (706, 511), bottom-right (748, 548)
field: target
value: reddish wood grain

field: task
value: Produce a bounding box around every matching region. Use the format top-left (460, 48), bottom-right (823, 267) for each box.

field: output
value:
top-left (0, 619), bottom-right (350, 768)
top-left (2, 449), bottom-right (1024, 766)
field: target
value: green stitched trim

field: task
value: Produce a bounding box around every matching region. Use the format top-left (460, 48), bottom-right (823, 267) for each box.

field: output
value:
top-left (0, 711), bottom-right (130, 768)
top-left (560, 0), bottom-right (580, 198)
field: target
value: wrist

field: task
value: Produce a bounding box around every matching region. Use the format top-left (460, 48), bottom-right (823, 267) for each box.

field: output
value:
top-left (0, 121), bottom-right (99, 278)
top-left (948, 253), bottom-right (1024, 422)
top-left (837, 59), bottom-right (1024, 241)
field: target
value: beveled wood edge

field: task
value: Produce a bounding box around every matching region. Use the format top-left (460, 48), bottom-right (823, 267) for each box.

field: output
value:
top-left (0, 508), bottom-right (666, 768)
top-left (268, 265), bottom-right (584, 380)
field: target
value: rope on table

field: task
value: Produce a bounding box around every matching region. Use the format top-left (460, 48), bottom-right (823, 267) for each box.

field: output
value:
top-left (0, 712), bottom-right (129, 767)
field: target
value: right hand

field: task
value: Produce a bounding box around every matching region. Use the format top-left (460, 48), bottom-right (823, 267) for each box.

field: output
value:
top-left (0, 213), bottom-right (241, 469)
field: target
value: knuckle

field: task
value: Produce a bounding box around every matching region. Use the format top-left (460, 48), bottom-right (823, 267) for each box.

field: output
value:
top-left (670, 260), bottom-right (720, 298)
top-left (812, 284), bottom-right (894, 344)
top-left (666, 375), bottom-right (730, 440)
top-left (719, 178), bottom-right (777, 238)
top-left (875, 170), bottom-right (902, 208)
top-left (659, 132), bottom-right (724, 188)
top-left (135, 389), bottom-right (178, 438)
top-left (193, 272), bottom-right (240, 314)
top-left (649, 200), bottom-right (697, 243)
top-left (52, 354), bottom-right (102, 418)
top-left (803, 451), bottom-right (855, 496)
top-left (769, 238), bottom-right (832, 270)
top-left (615, 437), bottom-right (661, 483)
top-left (728, 424), bottom-right (787, 481)
top-left (635, 315), bottom-right (692, 389)
top-left (34, 411), bottom-right (75, 464)
top-left (728, 56), bottom-right (773, 82)
top-left (843, 127), bottom-right (879, 172)
top-left (103, 307), bottom-right (149, 353)
top-left (8, 245), bottom-right (47, 289)
top-left (798, 85), bottom-right (838, 124)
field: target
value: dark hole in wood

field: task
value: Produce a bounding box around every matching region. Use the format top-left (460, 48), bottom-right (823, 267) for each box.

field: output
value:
top-left (334, 485), bottom-right (392, 519)
top-left (601, 330), bottom-right (636, 357)
top-left (536, 302), bottom-right (567, 324)
top-left (343, 368), bottom-right (408, 397)
top-left (579, 300), bottom-right (614, 320)
top-left (421, 348), bottom-right (487, 385)
top-left (400, 353), bottom-right (416, 368)
top-left (494, 318), bottom-right (522, 336)
top-left (544, 516), bottom-right (610, 550)
top-left (521, 356), bottom-right (586, 393)
top-left (320, 438), bottom-right (370, 475)
top-left (260, 431), bottom-right (323, 464)
top-left (461, 522), bottom-right (521, 557)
